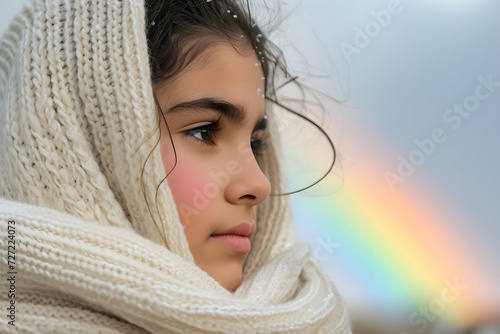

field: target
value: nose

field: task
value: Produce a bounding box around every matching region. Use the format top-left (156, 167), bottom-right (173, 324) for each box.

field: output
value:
top-left (224, 146), bottom-right (271, 206)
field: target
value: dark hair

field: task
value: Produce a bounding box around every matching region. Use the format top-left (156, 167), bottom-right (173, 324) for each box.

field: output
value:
top-left (145, 0), bottom-right (284, 97)
top-left (141, 0), bottom-right (336, 222)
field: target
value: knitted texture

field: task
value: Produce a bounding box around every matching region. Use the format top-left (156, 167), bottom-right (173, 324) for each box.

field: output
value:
top-left (0, 0), bottom-right (352, 333)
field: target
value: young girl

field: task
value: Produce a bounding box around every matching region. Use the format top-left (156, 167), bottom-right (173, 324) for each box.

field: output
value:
top-left (0, 0), bottom-right (351, 332)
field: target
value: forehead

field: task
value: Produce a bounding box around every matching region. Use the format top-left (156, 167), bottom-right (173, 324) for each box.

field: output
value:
top-left (154, 42), bottom-right (265, 111)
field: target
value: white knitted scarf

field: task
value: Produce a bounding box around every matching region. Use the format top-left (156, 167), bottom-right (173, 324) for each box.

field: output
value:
top-left (0, 0), bottom-right (352, 332)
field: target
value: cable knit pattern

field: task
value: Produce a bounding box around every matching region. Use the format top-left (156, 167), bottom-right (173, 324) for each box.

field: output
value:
top-left (0, 0), bottom-right (352, 332)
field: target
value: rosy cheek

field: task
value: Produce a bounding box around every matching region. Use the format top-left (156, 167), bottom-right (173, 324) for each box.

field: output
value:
top-left (167, 162), bottom-right (198, 200)
top-left (166, 160), bottom-right (215, 224)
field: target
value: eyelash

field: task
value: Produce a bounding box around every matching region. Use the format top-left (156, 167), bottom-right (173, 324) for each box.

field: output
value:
top-left (250, 136), bottom-right (267, 156)
top-left (183, 118), bottom-right (267, 156)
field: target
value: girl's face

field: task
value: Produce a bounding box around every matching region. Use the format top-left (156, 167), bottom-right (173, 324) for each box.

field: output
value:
top-left (155, 42), bottom-right (271, 292)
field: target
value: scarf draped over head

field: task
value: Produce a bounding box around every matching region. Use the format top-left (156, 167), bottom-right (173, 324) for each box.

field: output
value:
top-left (0, 0), bottom-right (351, 332)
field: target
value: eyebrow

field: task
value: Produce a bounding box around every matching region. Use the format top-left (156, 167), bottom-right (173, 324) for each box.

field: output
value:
top-left (167, 97), bottom-right (267, 132)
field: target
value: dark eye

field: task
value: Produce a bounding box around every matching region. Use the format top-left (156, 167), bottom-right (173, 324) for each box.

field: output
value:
top-left (182, 117), bottom-right (223, 147)
top-left (185, 116), bottom-right (224, 147)
top-left (188, 128), bottom-right (213, 142)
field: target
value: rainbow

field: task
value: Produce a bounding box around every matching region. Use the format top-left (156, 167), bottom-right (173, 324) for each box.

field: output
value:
top-left (282, 111), bottom-right (498, 327)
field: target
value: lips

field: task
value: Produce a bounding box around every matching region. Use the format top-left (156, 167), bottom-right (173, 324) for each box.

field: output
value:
top-left (211, 221), bottom-right (255, 253)
top-left (211, 221), bottom-right (256, 238)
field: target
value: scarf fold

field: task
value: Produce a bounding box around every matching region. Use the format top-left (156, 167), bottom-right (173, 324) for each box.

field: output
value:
top-left (0, 0), bottom-right (352, 332)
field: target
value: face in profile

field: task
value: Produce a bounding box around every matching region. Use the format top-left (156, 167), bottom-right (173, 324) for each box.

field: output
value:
top-left (155, 42), bottom-right (271, 292)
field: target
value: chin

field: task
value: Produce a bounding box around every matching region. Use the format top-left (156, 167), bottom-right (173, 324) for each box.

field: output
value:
top-left (211, 263), bottom-right (244, 293)
top-left (193, 246), bottom-right (247, 292)
top-left (224, 279), bottom-right (242, 293)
